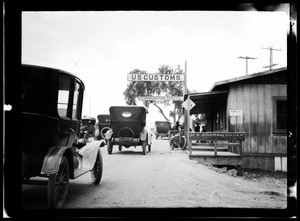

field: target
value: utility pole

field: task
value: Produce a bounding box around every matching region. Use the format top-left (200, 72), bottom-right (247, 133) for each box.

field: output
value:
top-left (238, 56), bottom-right (257, 75)
top-left (262, 46), bottom-right (281, 70)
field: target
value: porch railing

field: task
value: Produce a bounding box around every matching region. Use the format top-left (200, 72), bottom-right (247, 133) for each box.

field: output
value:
top-left (188, 132), bottom-right (245, 156)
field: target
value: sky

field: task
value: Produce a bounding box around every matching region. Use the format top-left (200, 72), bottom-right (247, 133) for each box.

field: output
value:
top-left (21, 7), bottom-right (289, 128)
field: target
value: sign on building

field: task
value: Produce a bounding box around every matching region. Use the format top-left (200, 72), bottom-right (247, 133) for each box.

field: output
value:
top-left (127, 73), bottom-right (184, 82)
top-left (229, 109), bottom-right (243, 117)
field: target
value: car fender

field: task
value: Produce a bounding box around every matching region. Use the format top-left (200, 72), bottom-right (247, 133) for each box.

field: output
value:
top-left (76, 140), bottom-right (104, 172)
top-left (42, 146), bottom-right (73, 175)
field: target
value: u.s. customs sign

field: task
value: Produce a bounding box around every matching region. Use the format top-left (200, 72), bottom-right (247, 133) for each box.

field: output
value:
top-left (127, 73), bottom-right (184, 82)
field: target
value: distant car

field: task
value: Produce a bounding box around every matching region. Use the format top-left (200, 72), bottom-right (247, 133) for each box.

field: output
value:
top-left (21, 64), bottom-right (105, 209)
top-left (96, 114), bottom-right (111, 140)
top-left (155, 121), bottom-right (172, 139)
top-left (79, 117), bottom-right (96, 145)
top-left (105, 106), bottom-right (151, 155)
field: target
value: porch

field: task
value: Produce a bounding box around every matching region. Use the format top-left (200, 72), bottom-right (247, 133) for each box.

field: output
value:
top-left (187, 132), bottom-right (244, 168)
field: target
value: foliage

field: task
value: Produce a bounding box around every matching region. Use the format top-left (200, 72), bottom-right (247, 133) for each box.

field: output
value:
top-left (123, 65), bottom-right (186, 123)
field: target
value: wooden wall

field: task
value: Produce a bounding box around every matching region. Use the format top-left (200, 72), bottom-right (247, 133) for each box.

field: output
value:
top-left (227, 83), bottom-right (287, 155)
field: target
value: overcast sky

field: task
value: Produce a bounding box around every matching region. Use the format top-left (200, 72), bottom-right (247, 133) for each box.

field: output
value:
top-left (22, 7), bottom-right (289, 127)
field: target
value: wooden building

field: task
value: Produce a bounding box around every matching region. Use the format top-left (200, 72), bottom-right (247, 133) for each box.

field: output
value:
top-left (187, 67), bottom-right (287, 172)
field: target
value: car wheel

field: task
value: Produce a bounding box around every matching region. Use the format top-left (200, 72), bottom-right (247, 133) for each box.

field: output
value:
top-left (47, 156), bottom-right (69, 209)
top-left (107, 139), bottom-right (113, 154)
top-left (118, 145), bottom-right (122, 151)
top-left (180, 137), bottom-right (187, 150)
top-left (91, 150), bottom-right (103, 185)
top-left (142, 141), bottom-right (147, 155)
top-left (148, 144), bottom-right (151, 152)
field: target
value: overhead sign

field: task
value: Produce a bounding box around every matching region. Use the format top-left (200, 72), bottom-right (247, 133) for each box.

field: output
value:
top-left (138, 96), bottom-right (183, 101)
top-left (229, 109), bottom-right (243, 117)
top-left (127, 73), bottom-right (184, 82)
top-left (182, 97), bottom-right (195, 111)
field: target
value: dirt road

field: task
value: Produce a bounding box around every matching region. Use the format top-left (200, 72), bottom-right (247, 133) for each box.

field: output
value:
top-left (22, 138), bottom-right (287, 210)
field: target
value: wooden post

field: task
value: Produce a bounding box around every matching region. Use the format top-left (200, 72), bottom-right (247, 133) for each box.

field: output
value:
top-left (214, 141), bottom-right (217, 156)
top-left (187, 95), bottom-right (192, 156)
top-left (239, 141), bottom-right (243, 156)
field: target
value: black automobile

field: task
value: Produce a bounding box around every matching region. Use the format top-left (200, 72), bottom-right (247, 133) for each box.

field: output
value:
top-left (22, 64), bottom-right (105, 208)
top-left (155, 121), bottom-right (172, 139)
top-left (105, 106), bottom-right (151, 155)
top-left (79, 116), bottom-right (96, 144)
top-left (96, 114), bottom-right (111, 140)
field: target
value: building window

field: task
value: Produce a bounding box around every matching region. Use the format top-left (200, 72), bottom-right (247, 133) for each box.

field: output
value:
top-left (273, 96), bottom-right (287, 134)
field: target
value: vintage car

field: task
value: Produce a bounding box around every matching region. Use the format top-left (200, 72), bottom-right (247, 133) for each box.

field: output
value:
top-left (96, 114), bottom-right (111, 140)
top-left (21, 64), bottom-right (105, 209)
top-left (105, 106), bottom-right (151, 155)
top-left (155, 121), bottom-right (172, 139)
top-left (81, 116), bottom-right (96, 136)
top-left (79, 116), bottom-right (96, 144)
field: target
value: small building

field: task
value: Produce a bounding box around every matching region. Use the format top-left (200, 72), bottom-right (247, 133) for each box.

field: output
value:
top-left (187, 67), bottom-right (287, 172)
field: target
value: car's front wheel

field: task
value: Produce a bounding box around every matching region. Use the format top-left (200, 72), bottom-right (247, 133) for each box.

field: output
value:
top-left (47, 156), bottom-right (69, 209)
top-left (91, 150), bottom-right (103, 184)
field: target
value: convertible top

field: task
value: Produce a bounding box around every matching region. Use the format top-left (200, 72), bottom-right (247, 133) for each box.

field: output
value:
top-left (97, 114), bottom-right (110, 123)
top-left (109, 106), bottom-right (146, 123)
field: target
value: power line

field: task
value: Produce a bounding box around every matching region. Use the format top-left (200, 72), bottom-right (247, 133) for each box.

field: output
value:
top-left (238, 56), bottom-right (257, 75)
top-left (262, 46), bottom-right (281, 70)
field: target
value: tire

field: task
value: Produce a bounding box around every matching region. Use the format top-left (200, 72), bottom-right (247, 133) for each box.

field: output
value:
top-left (142, 141), bottom-right (147, 155)
top-left (179, 137), bottom-right (187, 150)
top-left (91, 150), bottom-right (103, 185)
top-left (118, 145), bottom-right (122, 151)
top-left (107, 139), bottom-right (113, 154)
top-left (148, 144), bottom-right (151, 152)
top-left (47, 156), bottom-right (69, 209)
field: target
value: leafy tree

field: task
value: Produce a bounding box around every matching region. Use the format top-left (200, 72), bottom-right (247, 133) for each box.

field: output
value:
top-left (123, 64), bottom-right (187, 124)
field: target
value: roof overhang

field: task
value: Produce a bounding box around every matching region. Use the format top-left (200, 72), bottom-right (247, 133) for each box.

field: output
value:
top-left (184, 91), bottom-right (228, 115)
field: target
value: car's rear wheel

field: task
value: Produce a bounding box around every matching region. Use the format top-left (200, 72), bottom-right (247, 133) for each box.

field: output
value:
top-left (47, 156), bottom-right (69, 209)
top-left (142, 141), bottom-right (147, 155)
top-left (91, 150), bottom-right (103, 184)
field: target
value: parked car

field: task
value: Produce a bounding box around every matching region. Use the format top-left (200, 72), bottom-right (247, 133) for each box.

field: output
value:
top-left (105, 106), bottom-right (151, 155)
top-left (79, 116), bottom-right (96, 144)
top-left (96, 114), bottom-right (111, 140)
top-left (21, 64), bottom-right (105, 209)
top-left (155, 121), bottom-right (172, 139)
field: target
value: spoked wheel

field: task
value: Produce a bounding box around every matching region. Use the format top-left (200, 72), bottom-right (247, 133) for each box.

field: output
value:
top-left (107, 139), bottom-right (113, 154)
top-left (142, 141), bottom-right (147, 155)
top-left (91, 150), bottom-right (103, 185)
top-left (47, 156), bottom-right (69, 209)
top-left (118, 145), bottom-right (122, 151)
top-left (179, 136), bottom-right (187, 150)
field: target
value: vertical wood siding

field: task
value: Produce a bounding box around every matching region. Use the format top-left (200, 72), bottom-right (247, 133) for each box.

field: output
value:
top-left (227, 83), bottom-right (286, 154)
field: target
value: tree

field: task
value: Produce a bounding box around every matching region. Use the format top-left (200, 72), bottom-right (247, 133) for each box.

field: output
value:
top-left (123, 64), bottom-right (186, 124)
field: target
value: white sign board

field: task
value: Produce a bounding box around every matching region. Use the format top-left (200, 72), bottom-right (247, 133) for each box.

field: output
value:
top-left (138, 96), bottom-right (183, 101)
top-left (128, 73), bottom-right (184, 82)
top-left (229, 109), bottom-right (243, 117)
top-left (182, 98), bottom-right (195, 111)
